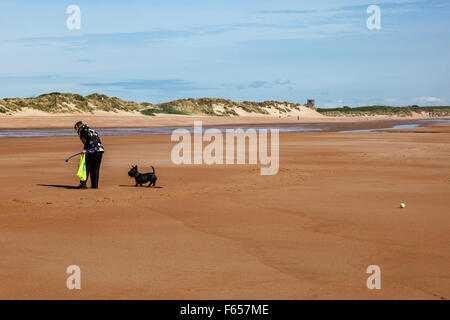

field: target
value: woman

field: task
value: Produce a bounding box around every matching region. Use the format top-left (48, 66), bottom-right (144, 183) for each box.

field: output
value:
top-left (74, 121), bottom-right (105, 189)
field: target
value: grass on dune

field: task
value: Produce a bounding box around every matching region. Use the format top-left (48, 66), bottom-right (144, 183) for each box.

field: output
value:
top-left (0, 93), bottom-right (306, 116)
top-left (3, 92), bottom-right (447, 117)
top-left (140, 107), bottom-right (190, 116)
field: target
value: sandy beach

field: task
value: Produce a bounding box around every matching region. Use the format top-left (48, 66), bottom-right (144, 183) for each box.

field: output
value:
top-left (2, 0), bottom-right (449, 305)
top-left (0, 109), bottom-right (438, 130)
top-left (0, 117), bottom-right (449, 299)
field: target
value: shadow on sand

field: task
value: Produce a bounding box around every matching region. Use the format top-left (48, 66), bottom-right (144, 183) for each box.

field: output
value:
top-left (37, 184), bottom-right (79, 189)
top-left (38, 184), bottom-right (163, 189)
top-left (119, 185), bottom-right (163, 188)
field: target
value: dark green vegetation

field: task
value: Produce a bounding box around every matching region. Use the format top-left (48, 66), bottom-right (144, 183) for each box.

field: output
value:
top-left (0, 93), bottom-right (309, 116)
top-left (317, 105), bottom-right (450, 117)
top-left (140, 106), bottom-right (190, 116)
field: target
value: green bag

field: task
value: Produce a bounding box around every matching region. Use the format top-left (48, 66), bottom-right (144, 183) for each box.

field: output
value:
top-left (76, 154), bottom-right (87, 181)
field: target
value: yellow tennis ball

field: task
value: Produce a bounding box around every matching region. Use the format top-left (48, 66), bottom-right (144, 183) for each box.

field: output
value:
top-left (400, 203), bottom-right (406, 208)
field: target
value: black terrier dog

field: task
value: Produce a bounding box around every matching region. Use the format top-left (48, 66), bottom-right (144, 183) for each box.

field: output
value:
top-left (128, 165), bottom-right (157, 187)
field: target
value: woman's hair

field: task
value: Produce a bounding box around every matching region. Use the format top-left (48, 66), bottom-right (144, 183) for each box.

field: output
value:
top-left (74, 121), bottom-right (83, 132)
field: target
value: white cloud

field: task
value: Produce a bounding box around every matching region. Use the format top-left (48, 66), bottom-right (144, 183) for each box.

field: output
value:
top-left (415, 96), bottom-right (441, 104)
top-left (274, 79), bottom-right (293, 85)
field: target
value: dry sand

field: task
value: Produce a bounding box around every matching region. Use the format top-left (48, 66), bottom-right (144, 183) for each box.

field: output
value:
top-left (0, 120), bottom-right (449, 299)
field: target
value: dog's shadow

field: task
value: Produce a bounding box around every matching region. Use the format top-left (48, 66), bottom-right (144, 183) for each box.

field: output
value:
top-left (119, 185), bottom-right (163, 188)
top-left (37, 184), bottom-right (163, 189)
top-left (37, 184), bottom-right (79, 189)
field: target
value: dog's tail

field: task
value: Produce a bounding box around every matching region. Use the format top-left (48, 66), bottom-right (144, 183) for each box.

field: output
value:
top-left (151, 166), bottom-right (155, 174)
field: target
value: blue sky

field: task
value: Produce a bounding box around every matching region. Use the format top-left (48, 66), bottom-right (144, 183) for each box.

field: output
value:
top-left (0, 0), bottom-right (449, 107)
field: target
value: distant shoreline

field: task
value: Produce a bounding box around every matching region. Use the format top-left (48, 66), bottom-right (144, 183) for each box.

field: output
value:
top-left (1, 117), bottom-right (449, 135)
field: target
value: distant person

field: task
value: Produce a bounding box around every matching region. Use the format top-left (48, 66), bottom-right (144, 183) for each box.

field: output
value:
top-left (74, 121), bottom-right (105, 189)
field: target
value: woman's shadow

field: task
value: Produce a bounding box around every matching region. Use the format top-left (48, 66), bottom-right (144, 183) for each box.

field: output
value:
top-left (37, 184), bottom-right (79, 189)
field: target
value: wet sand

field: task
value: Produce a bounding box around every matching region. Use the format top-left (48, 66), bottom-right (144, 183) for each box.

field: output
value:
top-left (2, 118), bottom-right (449, 139)
top-left (0, 122), bottom-right (449, 299)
